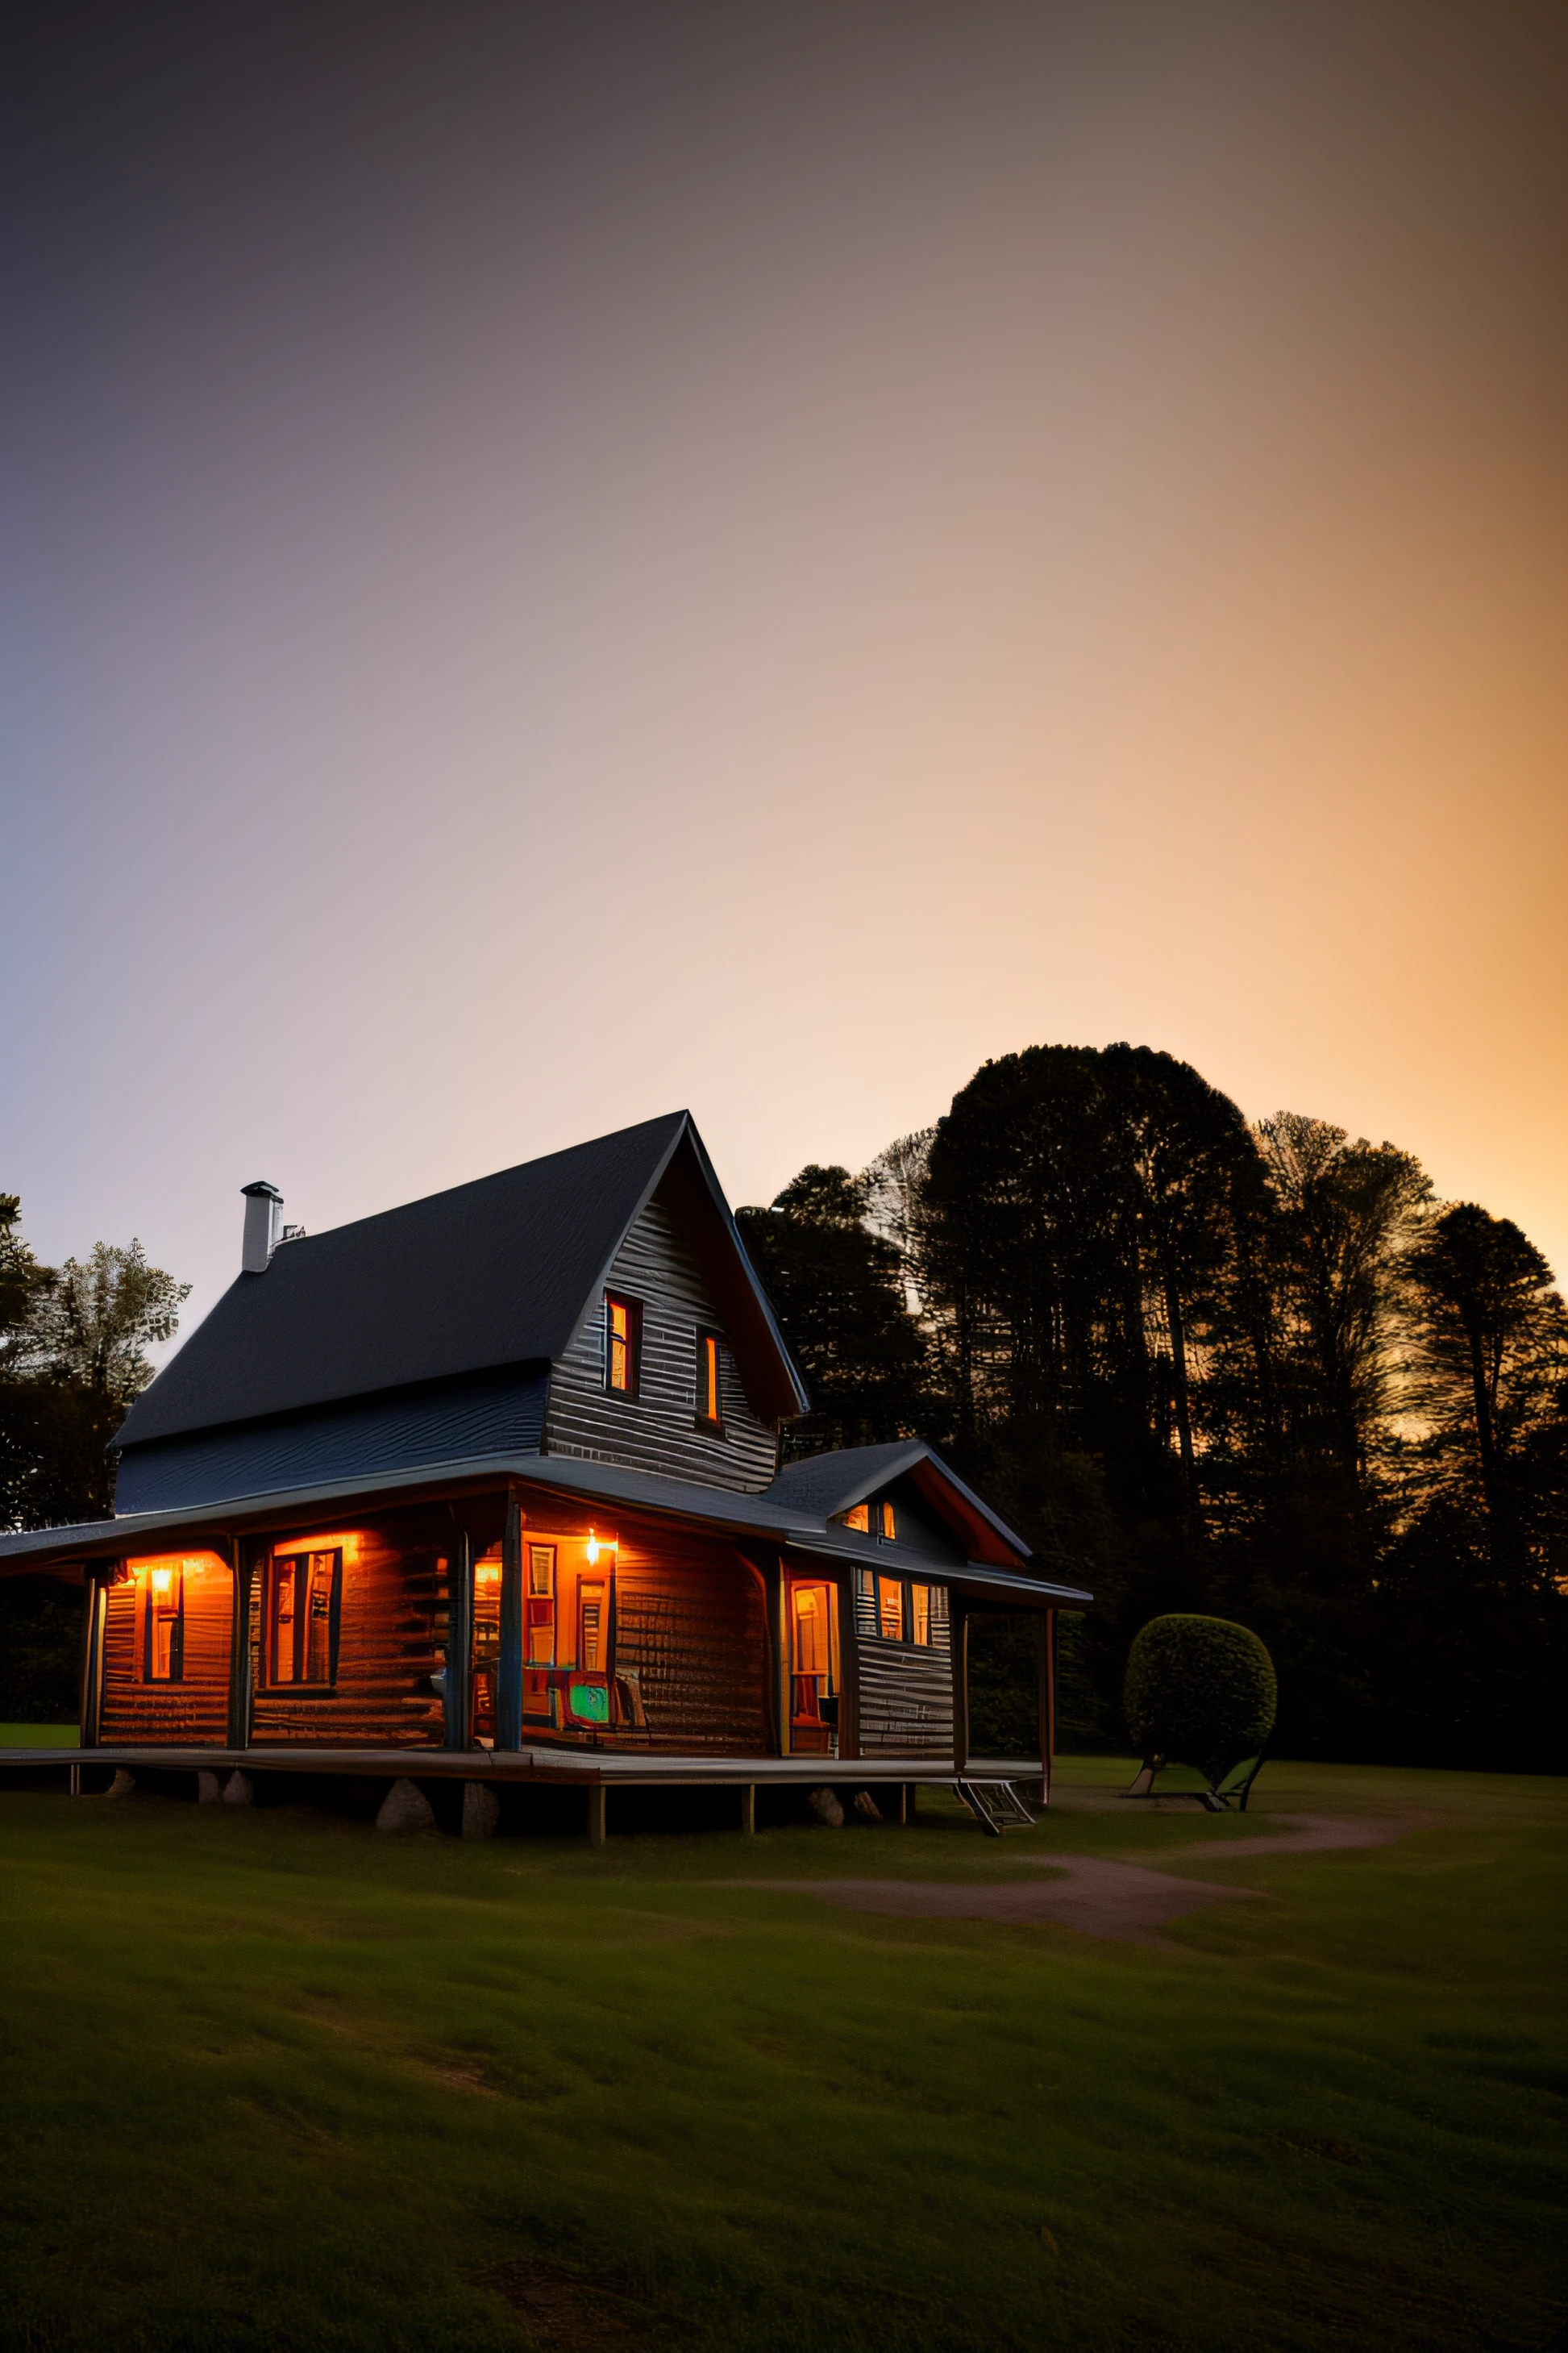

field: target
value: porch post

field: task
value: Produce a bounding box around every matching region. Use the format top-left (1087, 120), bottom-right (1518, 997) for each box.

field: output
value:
top-left (80, 1567), bottom-right (108, 1748)
top-left (444, 1530), bottom-right (473, 1751)
top-left (496, 1495), bottom-right (523, 1751)
top-left (836, 1572), bottom-right (860, 1762)
top-left (227, 1539), bottom-right (253, 1751)
top-left (1035, 1610), bottom-right (1055, 1804)
top-left (950, 1595), bottom-right (969, 1774)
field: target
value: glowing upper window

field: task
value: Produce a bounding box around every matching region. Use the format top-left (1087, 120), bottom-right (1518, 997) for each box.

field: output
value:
top-left (697, 1331), bottom-right (723, 1427)
top-left (605, 1293), bottom-right (640, 1394)
top-left (842, 1504), bottom-right (871, 1532)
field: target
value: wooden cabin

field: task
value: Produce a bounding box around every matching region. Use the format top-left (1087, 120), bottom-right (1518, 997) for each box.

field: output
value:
top-left (0, 1113), bottom-right (1089, 1833)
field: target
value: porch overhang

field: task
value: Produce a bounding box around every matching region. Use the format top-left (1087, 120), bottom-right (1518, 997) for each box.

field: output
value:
top-left (0, 1446), bottom-right (1092, 1608)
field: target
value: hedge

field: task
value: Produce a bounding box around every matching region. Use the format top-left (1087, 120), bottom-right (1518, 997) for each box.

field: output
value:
top-left (1123, 1614), bottom-right (1277, 1787)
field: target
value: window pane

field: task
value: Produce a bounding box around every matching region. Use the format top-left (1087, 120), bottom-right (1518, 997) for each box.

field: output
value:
top-left (273, 1560), bottom-right (296, 1682)
top-left (878, 1576), bottom-right (905, 1641)
top-left (909, 1585), bottom-right (930, 1646)
top-left (880, 1501), bottom-right (897, 1540)
top-left (526, 1546), bottom-right (556, 1663)
top-left (579, 1580), bottom-right (606, 1670)
top-left (306, 1553), bottom-right (333, 1681)
top-left (146, 1564), bottom-right (181, 1680)
top-left (843, 1504), bottom-right (870, 1532)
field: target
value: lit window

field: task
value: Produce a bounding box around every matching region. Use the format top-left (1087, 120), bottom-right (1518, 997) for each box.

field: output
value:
top-left (909, 1584), bottom-right (931, 1646)
top-left (579, 1579), bottom-right (607, 1671)
top-left (696, 1331), bottom-right (723, 1428)
top-left (842, 1504), bottom-right (871, 1532)
top-left (878, 1576), bottom-right (905, 1641)
top-left (143, 1562), bottom-right (184, 1682)
top-left (526, 1544), bottom-right (556, 1663)
top-left (267, 1549), bottom-right (341, 1686)
top-left (879, 1501), bottom-right (897, 1541)
top-left (605, 1293), bottom-right (640, 1395)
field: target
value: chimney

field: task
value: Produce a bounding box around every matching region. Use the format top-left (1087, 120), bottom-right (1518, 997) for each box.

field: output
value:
top-left (241, 1181), bottom-right (284, 1274)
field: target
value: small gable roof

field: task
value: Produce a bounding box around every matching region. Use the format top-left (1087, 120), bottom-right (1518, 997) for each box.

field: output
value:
top-left (115, 1113), bottom-right (808, 1451)
top-left (764, 1440), bottom-right (1030, 1568)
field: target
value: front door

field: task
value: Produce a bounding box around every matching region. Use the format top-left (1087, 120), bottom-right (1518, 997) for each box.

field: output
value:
top-left (787, 1576), bottom-right (838, 1755)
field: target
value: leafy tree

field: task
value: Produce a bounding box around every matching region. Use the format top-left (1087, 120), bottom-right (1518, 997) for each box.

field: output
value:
top-left (0, 1206), bottom-right (189, 1527)
top-left (736, 1166), bottom-right (928, 1456)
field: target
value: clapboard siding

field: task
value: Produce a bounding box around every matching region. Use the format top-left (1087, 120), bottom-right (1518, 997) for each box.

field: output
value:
top-left (543, 1194), bottom-right (778, 1491)
top-left (853, 1575), bottom-right (954, 1755)
top-left (99, 1555), bottom-right (233, 1743)
top-left (248, 1525), bottom-right (447, 1747)
top-left (610, 1544), bottom-right (768, 1753)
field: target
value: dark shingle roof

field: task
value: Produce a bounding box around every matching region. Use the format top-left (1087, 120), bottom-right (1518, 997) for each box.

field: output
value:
top-left (115, 1112), bottom-right (804, 1450)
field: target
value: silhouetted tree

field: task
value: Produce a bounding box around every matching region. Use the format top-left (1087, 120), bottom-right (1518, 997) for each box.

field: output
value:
top-left (736, 1166), bottom-right (928, 1457)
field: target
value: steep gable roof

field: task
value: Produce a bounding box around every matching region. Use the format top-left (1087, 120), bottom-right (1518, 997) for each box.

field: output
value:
top-left (764, 1440), bottom-right (1031, 1568)
top-left (115, 1113), bottom-right (807, 1452)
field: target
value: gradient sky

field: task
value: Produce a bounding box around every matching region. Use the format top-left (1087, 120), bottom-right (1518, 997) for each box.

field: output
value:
top-left (2, 0), bottom-right (1564, 1357)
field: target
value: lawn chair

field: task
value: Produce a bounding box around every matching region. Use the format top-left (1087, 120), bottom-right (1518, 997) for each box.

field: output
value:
top-left (1121, 1748), bottom-right (1267, 1810)
top-left (1205, 1749), bottom-right (1266, 1812)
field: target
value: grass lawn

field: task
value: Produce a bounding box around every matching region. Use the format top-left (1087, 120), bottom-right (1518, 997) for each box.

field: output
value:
top-left (1, 1760), bottom-right (1561, 2353)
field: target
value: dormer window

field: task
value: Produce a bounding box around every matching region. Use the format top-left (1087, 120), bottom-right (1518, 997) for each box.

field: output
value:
top-left (878, 1501), bottom-right (896, 1541)
top-left (695, 1331), bottom-right (725, 1433)
top-left (842, 1504), bottom-right (871, 1532)
top-left (837, 1500), bottom-right (895, 1537)
top-left (605, 1293), bottom-right (641, 1397)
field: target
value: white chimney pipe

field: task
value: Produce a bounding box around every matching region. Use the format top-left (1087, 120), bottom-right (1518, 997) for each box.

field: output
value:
top-left (241, 1181), bottom-right (283, 1274)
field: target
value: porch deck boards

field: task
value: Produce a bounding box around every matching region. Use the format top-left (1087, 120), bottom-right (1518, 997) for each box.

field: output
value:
top-left (0, 1744), bottom-right (1045, 1788)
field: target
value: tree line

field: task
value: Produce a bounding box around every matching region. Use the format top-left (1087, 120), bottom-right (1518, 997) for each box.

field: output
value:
top-left (737, 1045), bottom-right (1566, 1769)
top-left (3, 1051), bottom-right (1563, 1764)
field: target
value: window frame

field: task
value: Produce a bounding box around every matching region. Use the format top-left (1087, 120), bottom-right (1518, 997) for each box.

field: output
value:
top-left (143, 1563), bottom-right (185, 1684)
top-left (693, 1328), bottom-right (726, 1434)
top-left (603, 1291), bottom-right (643, 1399)
top-left (859, 1568), bottom-right (936, 1650)
top-left (262, 1547), bottom-right (343, 1692)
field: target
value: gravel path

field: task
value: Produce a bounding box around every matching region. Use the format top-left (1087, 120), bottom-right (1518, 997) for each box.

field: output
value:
top-left (726, 1813), bottom-right (1425, 1946)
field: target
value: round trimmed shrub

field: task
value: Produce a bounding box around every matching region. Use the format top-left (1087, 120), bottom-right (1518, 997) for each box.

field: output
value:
top-left (1123, 1614), bottom-right (1276, 1787)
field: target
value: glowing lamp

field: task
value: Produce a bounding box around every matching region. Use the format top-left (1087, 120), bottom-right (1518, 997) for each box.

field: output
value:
top-left (585, 1530), bottom-right (600, 1565)
top-left (476, 1563), bottom-right (500, 1586)
top-left (150, 1567), bottom-right (173, 1594)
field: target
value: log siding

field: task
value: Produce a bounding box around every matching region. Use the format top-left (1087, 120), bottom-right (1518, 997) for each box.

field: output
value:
top-left (247, 1523), bottom-right (447, 1747)
top-left (610, 1543), bottom-right (769, 1753)
top-left (98, 1554), bottom-right (233, 1744)
top-left (543, 1194), bottom-right (778, 1491)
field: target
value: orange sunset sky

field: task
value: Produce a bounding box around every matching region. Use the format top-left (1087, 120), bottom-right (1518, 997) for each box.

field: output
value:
top-left (2, 0), bottom-right (1563, 1345)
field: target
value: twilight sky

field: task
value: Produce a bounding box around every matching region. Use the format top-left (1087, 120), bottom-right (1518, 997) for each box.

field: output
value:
top-left (2, 0), bottom-right (1564, 1352)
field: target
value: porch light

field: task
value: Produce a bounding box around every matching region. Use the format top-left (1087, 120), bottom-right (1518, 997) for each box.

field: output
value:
top-left (586, 1530), bottom-right (600, 1564)
top-left (150, 1567), bottom-right (173, 1594)
top-left (585, 1529), bottom-right (617, 1566)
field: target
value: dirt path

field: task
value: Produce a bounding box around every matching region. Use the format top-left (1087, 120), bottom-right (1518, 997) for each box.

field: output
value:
top-left (726, 1813), bottom-right (1425, 1946)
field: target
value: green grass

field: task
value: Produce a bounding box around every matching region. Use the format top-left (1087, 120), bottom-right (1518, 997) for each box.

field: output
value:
top-left (0, 1723), bottom-right (77, 1746)
top-left (1, 1761), bottom-right (1562, 2353)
